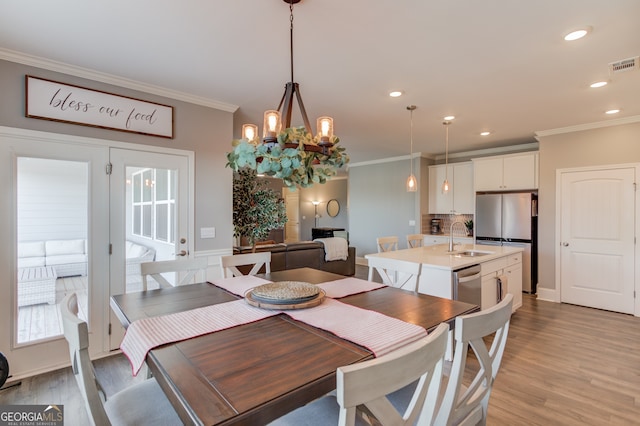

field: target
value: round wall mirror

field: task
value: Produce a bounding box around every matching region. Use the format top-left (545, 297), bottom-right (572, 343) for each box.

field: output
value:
top-left (327, 199), bottom-right (340, 217)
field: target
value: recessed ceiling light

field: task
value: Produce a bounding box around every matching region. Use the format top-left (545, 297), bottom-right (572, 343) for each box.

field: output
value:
top-left (564, 27), bottom-right (591, 41)
top-left (605, 109), bottom-right (620, 115)
top-left (389, 91), bottom-right (403, 97)
top-left (590, 81), bottom-right (608, 88)
top-left (480, 131), bottom-right (491, 136)
top-left (443, 115), bottom-right (455, 121)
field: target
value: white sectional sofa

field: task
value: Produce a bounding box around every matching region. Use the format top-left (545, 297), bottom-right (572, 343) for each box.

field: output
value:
top-left (17, 239), bottom-right (156, 278)
top-left (125, 240), bottom-right (156, 275)
top-left (18, 239), bottom-right (87, 277)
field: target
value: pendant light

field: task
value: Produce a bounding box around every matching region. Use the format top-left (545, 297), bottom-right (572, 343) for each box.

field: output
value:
top-left (442, 120), bottom-right (452, 194)
top-left (406, 105), bottom-right (417, 192)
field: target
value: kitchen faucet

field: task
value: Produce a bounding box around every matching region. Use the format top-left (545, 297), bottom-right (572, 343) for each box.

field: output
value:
top-left (449, 221), bottom-right (467, 252)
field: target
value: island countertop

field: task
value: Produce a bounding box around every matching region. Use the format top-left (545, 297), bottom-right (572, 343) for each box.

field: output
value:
top-left (364, 243), bottom-right (524, 271)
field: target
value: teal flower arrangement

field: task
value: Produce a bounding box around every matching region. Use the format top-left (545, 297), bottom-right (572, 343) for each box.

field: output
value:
top-left (226, 126), bottom-right (349, 188)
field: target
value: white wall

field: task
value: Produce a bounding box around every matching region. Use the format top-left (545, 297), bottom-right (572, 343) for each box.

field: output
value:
top-left (17, 158), bottom-right (87, 242)
top-left (537, 118), bottom-right (640, 291)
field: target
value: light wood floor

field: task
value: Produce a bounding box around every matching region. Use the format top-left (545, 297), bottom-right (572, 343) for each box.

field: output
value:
top-left (2, 267), bottom-right (640, 425)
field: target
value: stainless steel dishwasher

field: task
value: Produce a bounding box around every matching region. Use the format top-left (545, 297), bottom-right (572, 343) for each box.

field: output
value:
top-left (452, 264), bottom-right (482, 306)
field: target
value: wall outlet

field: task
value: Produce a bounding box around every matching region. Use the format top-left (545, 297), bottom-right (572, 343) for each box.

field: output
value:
top-left (200, 227), bottom-right (215, 239)
top-left (409, 220), bottom-right (416, 226)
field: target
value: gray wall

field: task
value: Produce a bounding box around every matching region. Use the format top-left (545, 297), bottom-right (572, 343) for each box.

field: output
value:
top-left (348, 156), bottom-right (427, 257)
top-left (537, 120), bottom-right (640, 291)
top-left (0, 59), bottom-right (234, 252)
top-left (298, 178), bottom-right (348, 241)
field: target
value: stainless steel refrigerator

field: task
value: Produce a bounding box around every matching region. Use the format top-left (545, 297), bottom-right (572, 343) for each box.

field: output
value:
top-left (475, 192), bottom-right (538, 293)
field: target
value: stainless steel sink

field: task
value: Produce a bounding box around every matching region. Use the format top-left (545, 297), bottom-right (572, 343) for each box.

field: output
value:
top-left (455, 250), bottom-right (491, 257)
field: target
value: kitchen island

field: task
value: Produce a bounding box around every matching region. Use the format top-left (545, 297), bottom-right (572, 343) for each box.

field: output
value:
top-left (365, 243), bottom-right (523, 312)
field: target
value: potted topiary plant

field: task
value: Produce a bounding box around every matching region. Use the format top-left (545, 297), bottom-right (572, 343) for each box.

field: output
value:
top-left (233, 168), bottom-right (287, 252)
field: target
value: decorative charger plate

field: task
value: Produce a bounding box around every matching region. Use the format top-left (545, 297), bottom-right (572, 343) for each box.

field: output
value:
top-left (246, 281), bottom-right (325, 310)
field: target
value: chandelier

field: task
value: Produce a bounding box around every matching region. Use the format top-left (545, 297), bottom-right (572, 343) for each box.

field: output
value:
top-left (226, 0), bottom-right (349, 188)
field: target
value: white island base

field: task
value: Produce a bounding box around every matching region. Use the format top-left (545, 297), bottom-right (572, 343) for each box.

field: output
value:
top-left (365, 243), bottom-right (523, 312)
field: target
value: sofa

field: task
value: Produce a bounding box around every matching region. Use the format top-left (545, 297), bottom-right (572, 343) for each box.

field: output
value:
top-left (235, 240), bottom-right (356, 276)
top-left (125, 240), bottom-right (156, 275)
top-left (17, 239), bottom-right (155, 278)
top-left (18, 239), bottom-right (88, 277)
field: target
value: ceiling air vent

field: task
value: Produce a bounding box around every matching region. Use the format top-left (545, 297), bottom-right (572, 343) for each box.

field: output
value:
top-left (609, 56), bottom-right (639, 73)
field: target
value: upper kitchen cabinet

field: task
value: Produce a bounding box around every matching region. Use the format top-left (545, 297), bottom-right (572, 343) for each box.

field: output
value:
top-left (428, 162), bottom-right (474, 214)
top-left (472, 152), bottom-right (538, 191)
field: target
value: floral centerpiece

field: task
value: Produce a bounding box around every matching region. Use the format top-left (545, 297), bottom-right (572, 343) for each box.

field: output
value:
top-left (226, 126), bottom-right (349, 188)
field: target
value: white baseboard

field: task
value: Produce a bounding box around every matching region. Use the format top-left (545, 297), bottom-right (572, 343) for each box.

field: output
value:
top-left (536, 286), bottom-right (560, 303)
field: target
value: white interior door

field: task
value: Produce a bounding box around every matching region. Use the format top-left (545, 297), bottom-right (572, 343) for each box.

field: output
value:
top-left (0, 132), bottom-right (109, 378)
top-left (284, 189), bottom-right (300, 243)
top-left (559, 166), bottom-right (636, 314)
top-left (108, 148), bottom-right (192, 349)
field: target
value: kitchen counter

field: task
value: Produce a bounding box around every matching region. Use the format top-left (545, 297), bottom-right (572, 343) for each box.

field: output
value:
top-left (365, 243), bottom-right (523, 271)
top-left (365, 243), bottom-right (524, 312)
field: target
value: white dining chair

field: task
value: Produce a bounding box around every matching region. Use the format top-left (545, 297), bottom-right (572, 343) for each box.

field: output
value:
top-left (376, 236), bottom-right (398, 253)
top-left (434, 293), bottom-right (514, 425)
top-left (140, 257), bottom-right (208, 291)
top-left (60, 293), bottom-right (182, 426)
top-left (367, 256), bottom-right (422, 292)
top-left (406, 234), bottom-right (424, 249)
top-left (220, 252), bottom-right (271, 278)
top-left (269, 322), bottom-right (449, 426)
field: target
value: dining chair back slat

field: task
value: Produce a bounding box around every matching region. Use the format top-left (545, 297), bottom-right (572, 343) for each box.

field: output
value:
top-left (435, 293), bottom-right (514, 425)
top-left (60, 293), bottom-right (181, 426)
top-left (140, 257), bottom-right (208, 291)
top-left (376, 236), bottom-right (398, 253)
top-left (221, 252), bottom-right (271, 278)
top-left (270, 323), bottom-right (450, 426)
top-left (406, 234), bottom-right (424, 249)
top-left (367, 256), bottom-right (422, 292)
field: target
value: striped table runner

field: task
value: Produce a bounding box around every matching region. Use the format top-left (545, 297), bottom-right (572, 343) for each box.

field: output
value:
top-left (121, 299), bottom-right (278, 375)
top-left (316, 277), bottom-right (385, 299)
top-left (287, 298), bottom-right (428, 357)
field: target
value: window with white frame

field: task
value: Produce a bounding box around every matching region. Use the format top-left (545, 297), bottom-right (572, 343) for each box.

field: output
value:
top-left (131, 168), bottom-right (175, 243)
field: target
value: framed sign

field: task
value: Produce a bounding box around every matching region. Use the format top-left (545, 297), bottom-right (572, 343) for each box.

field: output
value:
top-left (25, 75), bottom-right (174, 138)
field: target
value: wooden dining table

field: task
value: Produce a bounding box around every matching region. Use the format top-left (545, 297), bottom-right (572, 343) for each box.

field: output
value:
top-left (110, 267), bottom-right (478, 425)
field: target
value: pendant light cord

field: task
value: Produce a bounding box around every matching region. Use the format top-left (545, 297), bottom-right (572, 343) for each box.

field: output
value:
top-left (444, 122), bottom-right (450, 180)
top-left (410, 108), bottom-right (414, 174)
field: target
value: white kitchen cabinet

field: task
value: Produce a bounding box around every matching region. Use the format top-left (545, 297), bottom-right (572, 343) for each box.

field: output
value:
top-left (480, 253), bottom-right (522, 312)
top-left (423, 235), bottom-right (473, 247)
top-left (428, 162), bottom-right (474, 214)
top-left (473, 152), bottom-right (538, 191)
top-left (504, 252), bottom-right (523, 311)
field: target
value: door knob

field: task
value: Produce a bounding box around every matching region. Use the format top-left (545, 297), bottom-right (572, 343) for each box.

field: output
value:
top-left (562, 242), bottom-right (569, 247)
top-left (176, 250), bottom-right (188, 256)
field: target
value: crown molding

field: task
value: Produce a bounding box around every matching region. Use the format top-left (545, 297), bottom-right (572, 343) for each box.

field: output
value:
top-left (0, 48), bottom-right (238, 112)
top-left (433, 142), bottom-right (539, 161)
top-left (348, 152), bottom-right (431, 169)
top-left (535, 115), bottom-right (640, 139)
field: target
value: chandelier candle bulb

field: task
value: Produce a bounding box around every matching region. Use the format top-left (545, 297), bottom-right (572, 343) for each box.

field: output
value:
top-left (317, 116), bottom-right (334, 144)
top-left (263, 110), bottom-right (282, 142)
top-left (242, 124), bottom-right (258, 144)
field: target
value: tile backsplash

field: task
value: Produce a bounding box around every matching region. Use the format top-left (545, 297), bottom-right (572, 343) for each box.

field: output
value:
top-left (422, 213), bottom-right (474, 235)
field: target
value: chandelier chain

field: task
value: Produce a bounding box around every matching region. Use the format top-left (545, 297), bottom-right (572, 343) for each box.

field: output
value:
top-left (289, 1), bottom-right (295, 83)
